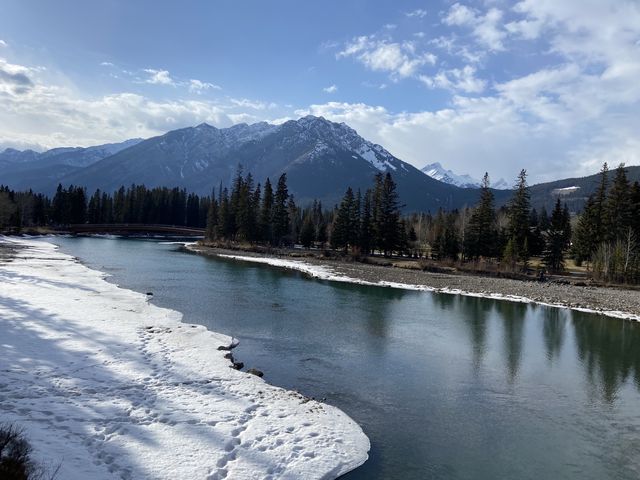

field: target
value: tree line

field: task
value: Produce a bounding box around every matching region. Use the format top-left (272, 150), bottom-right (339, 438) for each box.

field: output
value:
top-left (0, 184), bottom-right (212, 230)
top-left (202, 168), bottom-right (407, 255)
top-left (571, 163), bottom-right (640, 283)
top-left (2, 162), bottom-right (639, 284)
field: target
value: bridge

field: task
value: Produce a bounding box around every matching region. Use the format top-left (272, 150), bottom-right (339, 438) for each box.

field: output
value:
top-left (62, 224), bottom-right (205, 236)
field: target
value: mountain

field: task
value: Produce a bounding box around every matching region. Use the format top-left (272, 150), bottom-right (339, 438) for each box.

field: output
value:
top-left (0, 138), bottom-right (143, 191)
top-left (4, 117), bottom-right (638, 214)
top-left (528, 166), bottom-right (640, 214)
top-left (52, 116), bottom-right (497, 212)
top-left (421, 162), bottom-right (509, 190)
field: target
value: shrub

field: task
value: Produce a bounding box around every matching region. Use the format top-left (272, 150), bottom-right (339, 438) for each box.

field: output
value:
top-left (0, 423), bottom-right (59, 480)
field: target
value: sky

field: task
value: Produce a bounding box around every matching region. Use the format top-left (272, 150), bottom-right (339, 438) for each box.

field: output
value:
top-left (1, 0), bottom-right (639, 184)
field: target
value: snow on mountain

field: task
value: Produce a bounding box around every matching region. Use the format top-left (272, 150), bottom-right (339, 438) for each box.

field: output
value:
top-left (421, 162), bottom-right (481, 189)
top-left (491, 178), bottom-right (511, 190)
top-left (421, 162), bottom-right (509, 190)
top-left (287, 116), bottom-right (400, 171)
top-left (552, 186), bottom-right (581, 195)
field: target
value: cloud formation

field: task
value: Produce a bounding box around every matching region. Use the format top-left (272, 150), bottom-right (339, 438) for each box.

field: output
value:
top-left (443, 3), bottom-right (506, 51)
top-left (0, 58), bottom-right (34, 94)
top-left (143, 69), bottom-right (174, 85)
top-left (406, 9), bottom-right (427, 19)
top-left (338, 35), bottom-right (436, 79)
top-left (323, 84), bottom-right (338, 93)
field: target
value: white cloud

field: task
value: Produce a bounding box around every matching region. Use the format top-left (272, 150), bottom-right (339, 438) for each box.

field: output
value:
top-left (443, 3), bottom-right (507, 51)
top-left (0, 59), bottom-right (273, 149)
top-left (406, 9), bottom-right (427, 19)
top-left (100, 61), bottom-right (114, 67)
top-left (0, 40), bottom-right (8, 48)
top-left (188, 79), bottom-right (221, 93)
top-left (338, 35), bottom-right (437, 78)
top-left (444, 3), bottom-right (476, 26)
top-left (323, 84), bottom-right (338, 93)
top-left (294, 81), bottom-right (640, 184)
top-left (229, 98), bottom-right (276, 110)
top-left (420, 65), bottom-right (486, 93)
top-left (143, 68), bottom-right (174, 85)
top-left (0, 57), bottom-right (35, 95)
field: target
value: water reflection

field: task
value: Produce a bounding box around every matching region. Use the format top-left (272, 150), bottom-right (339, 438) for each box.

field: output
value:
top-left (458, 296), bottom-right (490, 370)
top-left (497, 301), bottom-right (527, 382)
top-left (542, 308), bottom-right (567, 363)
top-left (572, 313), bottom-right (640, 402)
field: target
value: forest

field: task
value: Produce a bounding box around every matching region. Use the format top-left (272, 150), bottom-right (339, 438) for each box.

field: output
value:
top-left (1, 162), bottom-right (639, 284)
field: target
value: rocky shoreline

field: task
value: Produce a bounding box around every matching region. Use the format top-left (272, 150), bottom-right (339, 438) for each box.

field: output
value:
top-left (188, 244), bottom-right (640, 321)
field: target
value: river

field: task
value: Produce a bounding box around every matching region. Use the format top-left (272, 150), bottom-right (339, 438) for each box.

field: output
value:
top-left (49, 236), bottom-right (640, 479)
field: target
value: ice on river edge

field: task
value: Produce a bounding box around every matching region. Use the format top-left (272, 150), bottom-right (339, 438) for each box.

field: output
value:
top-left (0, 237), bottom-right (370, 479)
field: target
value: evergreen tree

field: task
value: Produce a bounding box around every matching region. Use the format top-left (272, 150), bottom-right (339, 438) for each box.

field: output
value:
top-left (505, 169), bottom-right (531, 266)
top-left (604, 163), bottom-right (631, 242)
top-left (464, 173), bottom-right (498, 259)
top-left (259, 178), bottom-right (274, 243)
top-left (300, 212), bottom-right (315, 248)
top-left (376, 173), bottom-right (401, 256)
top-left (543, 199), bottom-right (567, 272)
top-left (217, 188), bottom-right (231, 239)
top-left (592, 162), bottom-right (609, 245)
top-left (359, 190), bottom-right (373, 254)
top-left (631, 182), bottom-right (640, 239)
top-left (331, 187), bottom-right (355, 251)
top-left (205, 189), bottom-right (218, 241)
top-left (272, 174), bottom-right (290, 245)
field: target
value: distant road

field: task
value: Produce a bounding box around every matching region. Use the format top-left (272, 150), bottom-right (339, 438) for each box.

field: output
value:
top-left (61, 224), bottom-right (205, 236)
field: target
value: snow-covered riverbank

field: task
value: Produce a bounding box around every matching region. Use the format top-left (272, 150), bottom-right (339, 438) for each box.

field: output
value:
top-left (0, 237), bottom-right (369, 479)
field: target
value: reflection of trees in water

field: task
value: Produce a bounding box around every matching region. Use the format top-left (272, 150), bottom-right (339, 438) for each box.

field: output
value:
top-left (497, 301), bottom-right (528, 383)
top-left (329, 281), bottom-right (407, 339)
top-left (572, 313), bottom-right (640, 402)
top-left (542, 308), bottom-right (567, 363)
top-left (454, 296), bottom-right (491, 371)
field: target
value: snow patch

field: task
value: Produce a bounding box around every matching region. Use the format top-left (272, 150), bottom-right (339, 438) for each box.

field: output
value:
top-left (0, 237), bottom-right (369, 479)
top-left (552, 186), bottom-right (581, 195)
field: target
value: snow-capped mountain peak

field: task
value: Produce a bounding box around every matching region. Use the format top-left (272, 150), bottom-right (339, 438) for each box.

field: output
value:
top-left (286, 115), bottom-right (400, 172)
top-left (421, 162), bottom-right (481, 189)
top-left (421, 162), bottom-right (509, 190)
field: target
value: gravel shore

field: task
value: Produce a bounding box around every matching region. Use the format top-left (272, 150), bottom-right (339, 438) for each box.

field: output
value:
top-left (189, 244), bottom-right (640, 321)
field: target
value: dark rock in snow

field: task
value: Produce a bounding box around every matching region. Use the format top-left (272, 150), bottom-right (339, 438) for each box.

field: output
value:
top-left (247, 368), bottom-right (264, 377)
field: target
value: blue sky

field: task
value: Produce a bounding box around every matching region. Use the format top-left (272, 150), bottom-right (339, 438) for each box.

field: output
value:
top-left (1, 0), bottom-right (640, 183)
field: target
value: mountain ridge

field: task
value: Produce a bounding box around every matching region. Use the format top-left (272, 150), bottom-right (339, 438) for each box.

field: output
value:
top-left (2, 116), bottom-right (638, 213)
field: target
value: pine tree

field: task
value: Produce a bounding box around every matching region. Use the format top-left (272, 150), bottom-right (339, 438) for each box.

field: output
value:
top-left (331, 187), bottom-right (355, 251)
top-left (505, 169), bottom-right (531, 266)
top-left (376, 173), bottom-right (400, 256)
top-left (631, 181), bottom-right (640, 239)
top-left (543, 198), bottom-right (567, 272)
top-left (300, 212), bottom-right (315, 248)
top-left (464, 173), bottom-right (498, 259)
top-left (259, 178), bottom-right (273, 243)
top-left (205, 189), bottom-right (218, 241)
top-left (359, 190), bottom-right (373, 254)
top-left (604, 163), bottom-right (631, 242)
top-left (593, 162), bottom-right (609, 245)
top-left (272, 174), bottom-right (290, 245)
top-left (217, 188), bottom-right (231, 239)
